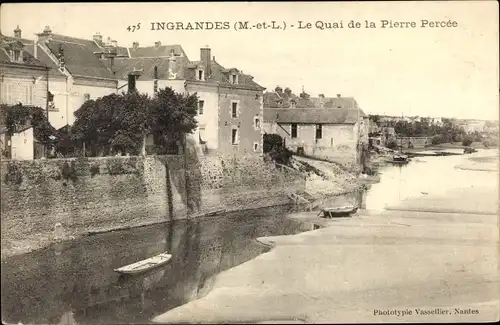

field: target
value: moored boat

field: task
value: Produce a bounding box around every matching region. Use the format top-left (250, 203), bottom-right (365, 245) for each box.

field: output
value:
top-left (317, 205), bottom-right (358, 218)
top-left (114, 252), bottom-right (172, 275)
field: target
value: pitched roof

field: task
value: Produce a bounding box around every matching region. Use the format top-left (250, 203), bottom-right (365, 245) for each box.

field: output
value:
top-left (128, 44), bottom-right (186, 58)
top-left (264, 107), bottom-right (365, 124)
top-left (111, 49), bottom-right (265, 90)
top-left (210, 60), bottom-right (264, 90)
top-left (0, 35), bottom-right (48, 69)
top-left (44, 34), bottom-right (115, 79)
top-left (112, 56), bottom-right (189, 81)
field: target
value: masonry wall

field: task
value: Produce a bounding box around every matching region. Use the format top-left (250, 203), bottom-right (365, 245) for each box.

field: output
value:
top-left (218, 87), bottom-right (263, 156)
top-left (1, 154), bottom-right (305, 251)
top-left (265, 121), bottom-right (358, 166)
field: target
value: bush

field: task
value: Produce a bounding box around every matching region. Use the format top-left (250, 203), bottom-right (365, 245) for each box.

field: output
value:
top-left (431, 135), bottom-right (444, 145)
top-left (462, 138), bottom-right (473, 147)
top-left (386, 140), bottom-right (398, 150)
top-left (263, 133), bottom-right (284, 153)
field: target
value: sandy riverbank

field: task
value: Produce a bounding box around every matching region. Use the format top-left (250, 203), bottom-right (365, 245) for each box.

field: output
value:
top-left (152, 155), bottom-right (499, 324)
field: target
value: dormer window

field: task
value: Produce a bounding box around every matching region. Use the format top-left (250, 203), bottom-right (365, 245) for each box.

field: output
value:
top-left (197, 69), bottom-right (205, 81)
top-left (13, 50), bottom-right (20, 62)
top-left (230, 73), bottom-right (238, 84)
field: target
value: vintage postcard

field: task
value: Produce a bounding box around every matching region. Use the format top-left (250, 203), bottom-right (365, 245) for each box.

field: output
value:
top-left (0, 1), bottom-right (498, 324)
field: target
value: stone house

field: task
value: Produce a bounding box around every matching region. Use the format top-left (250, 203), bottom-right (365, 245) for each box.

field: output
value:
top-left (263, 88), bottom-right (368, 166)
top-left (112, 43), bottom-right (266, 156)
top-left (0, 28), bottom-right (50, 110)
top-left (0, 28), bottom-right (52, 160)
top-left (4, 26), bottom-right (121, 129)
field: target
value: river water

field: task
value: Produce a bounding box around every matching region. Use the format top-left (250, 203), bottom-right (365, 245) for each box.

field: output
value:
top-left (1, 149), bottom-right (498, 324)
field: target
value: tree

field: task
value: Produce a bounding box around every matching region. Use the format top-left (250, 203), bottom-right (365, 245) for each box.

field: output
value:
top-left (1, 103), bottom-right (56, 149)
top-left (148, 87), bottom-right (198, 151)
top-left (71, 92), bottom-right (151, 156)
top-left (70, 87), bottom-right (198, 156)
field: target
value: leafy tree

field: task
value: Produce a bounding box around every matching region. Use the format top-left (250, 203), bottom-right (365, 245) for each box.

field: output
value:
top-left (369, 114), bottom-right (380, 124)
top-left (70, 87), bottom-right (198, 156)
top-left (148, 87), bottom-right (198, 150)
top-left (1, 103), bottom-right (56, 149)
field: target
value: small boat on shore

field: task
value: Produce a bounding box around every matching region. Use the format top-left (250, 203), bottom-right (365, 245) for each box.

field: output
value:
top-left (464, 147), bottom-right (477, 154)
top-left (317, 205), bottom-right (358, 218)
top-left (114, 252), bottom-right (172, 275)
top-left (387, 153), bottom-right (409, 164)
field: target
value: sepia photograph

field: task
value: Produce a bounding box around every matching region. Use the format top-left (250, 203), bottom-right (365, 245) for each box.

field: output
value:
top-left (0, 1), bottom-right (498, 324)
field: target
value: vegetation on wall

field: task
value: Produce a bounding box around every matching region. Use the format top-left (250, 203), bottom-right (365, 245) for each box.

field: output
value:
top-left (263, 133), bottom-right (293, 166)
top-left (4, 162), bottom-right (24, 185)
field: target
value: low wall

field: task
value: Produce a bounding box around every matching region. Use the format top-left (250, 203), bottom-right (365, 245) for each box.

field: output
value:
top-left (1, 154), bottom-right (306, 253)
top-left (287, 143), bottom-right (357, 167)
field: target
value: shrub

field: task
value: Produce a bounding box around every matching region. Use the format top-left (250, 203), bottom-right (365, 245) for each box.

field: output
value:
top-left (386, 140), bottom-right (398, 150)
top-left (263, 133), bottom-right (284, 153)
top-left (431, 135), bottom-right (444, 145)
top-left (462, 137), bottom-right (473, 147)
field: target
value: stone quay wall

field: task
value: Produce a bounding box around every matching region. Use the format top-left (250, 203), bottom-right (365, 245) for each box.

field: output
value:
top-left (0, 154), bottom-right (306, 250)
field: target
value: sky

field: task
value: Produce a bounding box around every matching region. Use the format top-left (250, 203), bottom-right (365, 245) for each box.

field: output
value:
top-left (1, 1), bottom-right (499, 120)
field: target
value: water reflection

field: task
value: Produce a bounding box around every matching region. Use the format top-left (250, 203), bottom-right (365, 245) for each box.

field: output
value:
top-left (365, 150), bottom-right (498, 210)
top-left (1, 205), bottom-right (312, 324)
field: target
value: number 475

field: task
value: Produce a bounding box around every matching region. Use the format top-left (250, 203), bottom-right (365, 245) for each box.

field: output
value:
top-left (127, 23), bottom-right (141, 32)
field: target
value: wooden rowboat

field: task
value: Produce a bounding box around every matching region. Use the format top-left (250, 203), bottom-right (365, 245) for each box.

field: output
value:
top-left (114, 252), bottom-right (172, 275)
top-left (317, 205), bottom-right (358, 218)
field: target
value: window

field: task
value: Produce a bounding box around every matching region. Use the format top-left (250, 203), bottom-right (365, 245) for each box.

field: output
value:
top-left (13, 50), bottom-right (20, 62)
top-left (291, 123), bottom-right (297, 138)
top-left (198, 69), bottom-right (204, 81)
top-left (316, 124), bottom-right (323, 139)
top-left (1, 83), bottom-right (12, 104)
top-left (198, 100), bottom-right (204, 115)
top-left (25, 84), bottom-right (33, 105)
top-left (253, 142), bottom-right (259, 152)
top-left (254, 116), bottom-right (260, 129)
top-left (231, 128), bottom-right (239, 145)
top-left (231, 74), bottom-right (238, 84)
top-left (231, 102), bottom-right (238, 118)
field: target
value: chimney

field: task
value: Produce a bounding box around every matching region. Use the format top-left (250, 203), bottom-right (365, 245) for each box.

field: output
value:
top-left (154, 41), bottom-right (161, 48)
top-left (111, 40), bottom-right (117, 47)
top-left (275, 86), bottom-right (283, 97)
top-left (93, 32), bottom-right (103, 44)
top-left (33, 40), bottom-right (38, 59)
top-left (128, 73), bottom-right (137, 93)
top-left (14, 25), bottom-right (21, 38)
top-left (337, 94), bottom-right (341, 98)
top-left (318, 94), bottom-right (325, 108)
top-left (168, 50), bottom-right (177, 79)
top-left (132, 42), bottom-right (139, 50)
top-left (200, 46), bottom-right (211, 78)
top-left (37, 25), bottom-right (53, 43)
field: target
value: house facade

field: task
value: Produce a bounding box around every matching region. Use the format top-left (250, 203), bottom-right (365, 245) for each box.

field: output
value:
top-left (263, 88), bottom-right (367, 166)
top-left (0, 28), bottom-right (51, 160)
top-left (3, 26), bottom-right (120, 130)
top-left (113, 44), bottom-right (266, 156)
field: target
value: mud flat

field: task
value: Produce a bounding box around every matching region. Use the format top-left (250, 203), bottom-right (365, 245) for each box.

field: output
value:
top-left (152, 188), bottom-right (499, 324)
